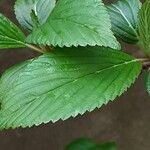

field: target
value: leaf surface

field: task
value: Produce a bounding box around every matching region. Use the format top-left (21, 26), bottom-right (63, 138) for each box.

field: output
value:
top-left (15, 0), bottom-right (56, 31)
top-left (65, 138), bottom-right (96, 150)
top-left (0, 13), bottom-right (26, 49)
top-left (107, 0), bottom-right (141, 43)
top-left (65, 138), bottom-right (118, 150)
top-left (138, 0), bottom-right (150, 56)
top-left (0, 47), bottom-right (141, 129)
top-left (26, 0), bottom-right (120, 49)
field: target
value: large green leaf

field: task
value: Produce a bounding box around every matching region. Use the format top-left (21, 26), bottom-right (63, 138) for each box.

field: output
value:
top-left (138, 0), bottom-right (150, 57)
top-left (0, 47), bottom-right (141, 129)
top-left (107, 0), bottom-right (141, 44)
top-left (26, 0), bottom-right (120, 49)
top-left (65, 138), bottom-right (118, 150)
top-left (15, 0), bottom-right (56, 31)
top-left (0, 13), bottom-right (26, 49)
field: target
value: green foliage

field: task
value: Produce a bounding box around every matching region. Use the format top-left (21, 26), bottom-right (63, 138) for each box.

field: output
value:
top-left (26, 0), bottom-right (120, 49)
top-left (0, 47), bottom-right (141, 129)
top-left (65, 138), bottom-right (96, 150)
top-left (65, 138), bottom-right (118, 150)
top-left (15, 0), bottom-right (56, 31)
top-left (138, 0), bottom-right (150, 56)
top-left (107, 0), bottom-right (141, 44)
top-left (0, 13), bottom-right (26, 49)
top-left (0, 0), bottom-right (150, 130)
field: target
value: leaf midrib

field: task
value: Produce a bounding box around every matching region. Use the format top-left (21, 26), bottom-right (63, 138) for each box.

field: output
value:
top-left (42, 59), bottom-right (139, 96)
top-left (48, 17), bottom-right (100, 34)
top-left (2, 58), bottom-right (140, 112)
top-left (0, 58), bottom-right (140, 126)
top-left (111, 4), bottom-right (138, 37)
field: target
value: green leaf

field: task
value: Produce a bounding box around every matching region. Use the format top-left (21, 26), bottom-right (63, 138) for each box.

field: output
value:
top-left (65, 138), bottom-right (118, 150)
top-left (26, 0), bottom-right (120, 49)
top-left (138, 0), bottom-right (150, 57)
top-left (0, 47), bottom-right (141, 129)
top-left (15, 0), bottom-right (56, 31)
top-left (0, 13), bottom-right (26, 49)
top-left (107, 0), bottom-right (141, 44)
top-left (98, 143), bottom-right (118, 150)
top-left (65, 138), bottom-right (96, 150)
top-left (145, 70), bottom-right (150, 95)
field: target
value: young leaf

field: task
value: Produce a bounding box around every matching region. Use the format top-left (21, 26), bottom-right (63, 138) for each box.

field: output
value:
top-left (0, 47), bottom-right (141, 129)
top-left (107, 0), bottom-right (141, 44)
top-left (15, 0), bottom-right (56, 31)
top-left (65, 138), bottom-right (118, 150)
top-left (138, 0), bottom-right (150, 57)
top-left (0, 13), bottom-right (26, 49)
top-left (26, 0), bottom-right (120, 49)
top-left (145, 70), bottom-right (150, 95)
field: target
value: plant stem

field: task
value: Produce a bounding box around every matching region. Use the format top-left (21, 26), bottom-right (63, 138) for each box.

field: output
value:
top-left (26, 44), bottom-right (44, 53)
top-left (135, 58), bottom-right (150, 70)
top-left (137, 58), bottom-right (150, 62)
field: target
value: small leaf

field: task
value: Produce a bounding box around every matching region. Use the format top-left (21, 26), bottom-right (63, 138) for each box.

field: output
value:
top-left (138, 0), bottom-right (150, 57)
top-left (98, 143), bottom-right (118, 150)
top-left (26, 0), bottom-right (120, 49)
top-left (107, 0), bottom-right (141, 44)
top-left (15, 0), bottom-right (56, 31)
top-left (65, 138), bottom-right (96, 150)
top-left (0, 47), bottom-right (141, 129)
top-left (65, 138), bottom-right (118, 150)
top-left (145, 70), bottom-right (150, 95)
top-left (0, 13), bottom-right (26, 49)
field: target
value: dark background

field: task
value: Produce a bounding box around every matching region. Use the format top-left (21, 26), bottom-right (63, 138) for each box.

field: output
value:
top-left (0, 0), bottom-right (150, 150)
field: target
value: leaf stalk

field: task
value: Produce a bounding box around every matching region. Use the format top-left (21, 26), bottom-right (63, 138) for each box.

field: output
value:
top-left (26, 44), bottom-right (45, 53)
